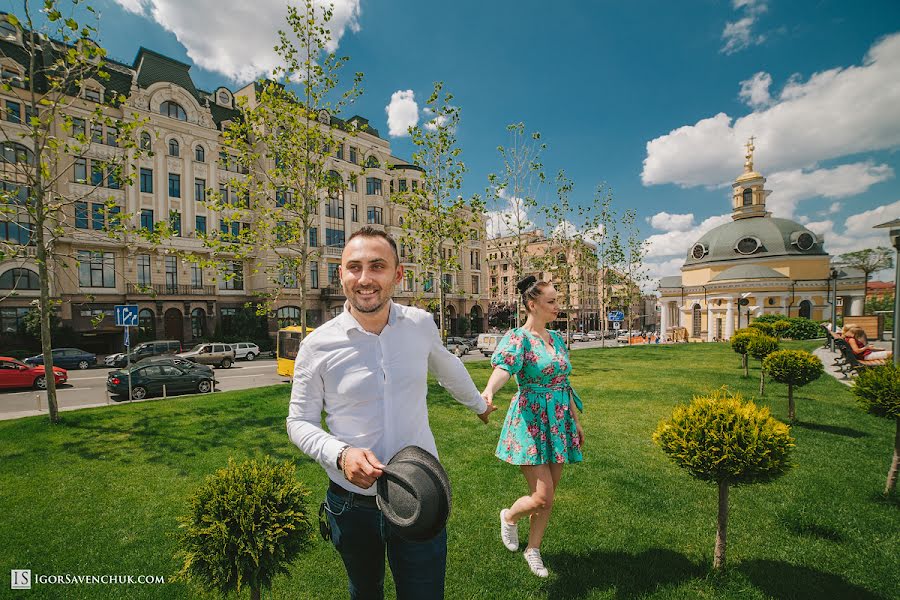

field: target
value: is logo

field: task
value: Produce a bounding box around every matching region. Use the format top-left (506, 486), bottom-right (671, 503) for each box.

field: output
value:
top-left (11, 569), bottom-right (31, 590)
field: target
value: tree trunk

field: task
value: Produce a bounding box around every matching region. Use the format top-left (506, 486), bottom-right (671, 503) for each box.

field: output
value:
top-left (251, 586), bottom-right (261, 600)
top-left (788, 384), bottom-right (795, 421)
top-left (886, 418), bottom-right (899, 496)
top-left (714, 480), bottom-right (729, 570)
top-left (742, 354), bottom-right (748, 377)
top-left (33, 182), bottom-right (58, 422)
top-left (759, 366), bottom-right (765, 396)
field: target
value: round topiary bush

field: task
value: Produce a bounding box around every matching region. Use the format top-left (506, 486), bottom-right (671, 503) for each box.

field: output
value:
top-left (763, 349), bottom-right (824, 421)
top-left (852, 364), bottom-right (900, 496)
top-left (731, 329), bottom-right (760, 377)
top-left (748, 321), bottom-right (776, 336)
top-left (175, 457), bottom-right (315, 600)
top-left (653, 389), bottom-right (794, 569)
top-left (747, 335), bottom-right (780, 395)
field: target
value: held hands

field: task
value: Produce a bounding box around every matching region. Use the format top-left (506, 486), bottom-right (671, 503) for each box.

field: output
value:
top-left (341, 447), bottom-right (385, 489)
top-left (479, 391), bottom-right (497, 424)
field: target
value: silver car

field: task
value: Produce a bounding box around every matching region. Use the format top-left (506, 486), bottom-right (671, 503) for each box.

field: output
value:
top-left (231, 342), bottom-right (261, 361)
top-left (177, 343), bottom-right (236, 368)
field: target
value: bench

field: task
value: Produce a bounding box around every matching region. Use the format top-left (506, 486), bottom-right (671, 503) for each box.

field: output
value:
top-left (834, 338), bottom-right (883, 377)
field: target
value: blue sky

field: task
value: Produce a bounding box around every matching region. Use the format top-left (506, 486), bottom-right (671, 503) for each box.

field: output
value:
top-left (21, 0), bottom-right (900, 282)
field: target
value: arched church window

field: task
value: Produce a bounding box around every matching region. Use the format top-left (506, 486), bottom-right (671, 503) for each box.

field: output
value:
top-left (742, 188), bottom-right (753, 206)
top-left (798, 300), bottom-right (812, 319)
top-left (692, 304), bottom-right (702, 338)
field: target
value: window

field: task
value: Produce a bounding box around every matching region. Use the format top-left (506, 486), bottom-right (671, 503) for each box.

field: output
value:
top-left (91, 203), bottom-right (105, 230)
top-left (412, 180), bottom-right (418, 191)
top-left (366, 177), bottom-right (382, 196)
top-left (84, 88), bottom-right (101, 103)
top-left (219, 261), bottom-right (244, 290)
top-left (194, 178), bottom-right (206, 202)
top-left (349, 146), bottom-right (358, 164)
top-left (326, 198), bottom-right (344, 219)
top-left (91, 122), bottom-right (103, 144)
top-left (168, 173), bottom-right (181, 197)
top-left (0, 307), bottom-right (29, 334)
top-left (90, 160), bottom-right (104, 186)
top-left (195, 145), bottom-right (205, 162)
top-left (309, 262), bottom-right (319, 288)
top-left (309, 227), bottom-right (318, 247)
top-left (349, 177), bottom-right (358, 193)
top-left (191, 308), bottom-right (206, 338)
top-left (77, 250), bottom-right (116, 288)
top-left (138, 308), bottom-right (155, 338)
top-left (160, 100), bottom-right (187, 121)
top-left (277, 306), bottom-right (301, 328)
top-left (351, 204), bottom-right (358, 222)
top-left (278, 260), bottom-right (300, 289)
top-left (0, 20), bottom-right (18, 39)
top-left (326, 228), bottom-right (345, 248)
top-left (140, 132), bottom-right (151, 151)
top-left (137, 254), bottom-right (151, 286)
top-left (75, 202), bottom-right (88, 229)
top-left (405, 271), bottom-right (415, 292)
top-left (1, 142), bottom-right (32, 165)
top-left (107, 165), bottom-right (120, 189)
top-left (471, 275), bottom-right (480, 294)
top-left (140, 168), bottom-right (153, 193)
top-left (0, 64), bottom-right (23, 88)
top-left (168, 138), bottom-right (179, 157)
top-left (140, 209), bottom-right (154, 231)
top-left (336, 144), bottom-right (344, 160)
top-left (366, 206), bottom-right (383, 224)
top-left (191, 263), bottom-right (203, 288)
top-left (735, 236), bottom-right (760, 255)
top-left (366, 155), bottom-right (380, 168)
top-left (219, 184), bottom-right (228, 205)
top-left (276, 188), bottom-right (293, 207)
top-left (742, 188), bottom-right (752, 206)
top-left (0, 215), bottom-right (32, 246)
top-left (692, 304), bottom-right (702, 338)
top-left (195, 215), bottom-right (207, 235)
top-left (5, 100), bottom-right (20, 124)
top-left (165, 256), bottom-right (178, 290)
top-left (106, 125), bottom-right (118, 147)
top-left (0, 268), bottom-right (39, 290)
top-left (399, 179), bottom-right (407, 192)
top-left (170, 211), bottom-right (182, 236)
top-left (327, 262), bottom-right (340, 285)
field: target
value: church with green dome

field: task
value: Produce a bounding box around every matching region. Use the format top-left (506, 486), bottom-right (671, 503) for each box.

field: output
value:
top-left (657, 140), bottom-right (866, 342)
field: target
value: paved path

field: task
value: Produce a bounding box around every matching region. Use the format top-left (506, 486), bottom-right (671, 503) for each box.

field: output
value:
top-left (813, 344), bottom-right (853, 387)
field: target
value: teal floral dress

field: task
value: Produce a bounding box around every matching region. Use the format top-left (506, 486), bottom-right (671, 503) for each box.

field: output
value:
top-left (492, 328), bottom-right (584, 465)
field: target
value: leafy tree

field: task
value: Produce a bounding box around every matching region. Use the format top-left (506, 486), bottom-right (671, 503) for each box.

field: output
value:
top-left (866, 293), bottom-right (894, 333)
top-left (730, 329), bottom-right (759, 377)
top-left (486, 122), bottom-right (545, 327)
top-left (208, 0), bottom-right (363, 339)
top-left (619, 207), bottom-right (648, 339)
top-left (852, 364), bottom-right (900, 495)
top-left (393, 82), bottom-right (483, 341)
top-left (837, 248), bottom-right (894, 308)
top-left (595, 186), bottom-right (621, 345)
top-left (0, 2), bottom-right (148, 422)
top-left (747, 335), bottom-right (779, 395)
top-left (175, 457), bottom-right (315, 600)
top-left (763, 349), bottom-right (824, 420)
top-left (654, 388), bottom-right (794, 569)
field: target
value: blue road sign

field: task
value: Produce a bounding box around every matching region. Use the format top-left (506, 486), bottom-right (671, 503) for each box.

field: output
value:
top-left (115, 304), bottom-right (139, 327)
top-left (607, 310), bottom-right (625, 322)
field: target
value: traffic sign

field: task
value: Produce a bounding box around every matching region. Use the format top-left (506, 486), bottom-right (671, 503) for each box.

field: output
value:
top-left (612, 321), bottom-right (621, 330)
top-left (607, 310), bottom-right (625, 322)
top-left (115, 304), bottom-right (139, 327)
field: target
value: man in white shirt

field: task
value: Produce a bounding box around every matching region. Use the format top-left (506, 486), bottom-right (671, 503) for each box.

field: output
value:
top-left (287, 226), bottom-right (495, 600)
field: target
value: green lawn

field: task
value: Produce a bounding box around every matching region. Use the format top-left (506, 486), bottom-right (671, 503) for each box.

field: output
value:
top-left (1, 341), bottom-right (898, 599)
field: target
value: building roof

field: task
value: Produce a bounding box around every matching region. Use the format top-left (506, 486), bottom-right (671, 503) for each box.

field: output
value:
top-left (685, 215), bottom-right (827, 267)
top-left (658, 275), bottom-right (683, 288)
top-left (710, 264), bottom-right (789, 282)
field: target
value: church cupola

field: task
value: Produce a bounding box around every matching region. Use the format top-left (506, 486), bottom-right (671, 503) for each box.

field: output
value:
top-left (731, 137), bottom-right (772, 220)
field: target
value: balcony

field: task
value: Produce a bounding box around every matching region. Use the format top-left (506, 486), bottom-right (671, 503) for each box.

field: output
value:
top-left (320, 286), bottom-right (345, 298)
top-left (126, 283), bottom-right (216, 296)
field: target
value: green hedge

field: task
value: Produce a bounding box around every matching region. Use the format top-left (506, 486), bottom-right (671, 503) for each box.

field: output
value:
top-left (752, 315), bottom-right (822, 340)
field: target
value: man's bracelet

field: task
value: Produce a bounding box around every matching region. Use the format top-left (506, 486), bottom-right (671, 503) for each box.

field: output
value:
top-left (336, 445), bottom-right (350, 476)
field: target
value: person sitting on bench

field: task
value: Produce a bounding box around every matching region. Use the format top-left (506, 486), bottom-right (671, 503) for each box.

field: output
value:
top-left (844, 325), bottom-right (892, 362)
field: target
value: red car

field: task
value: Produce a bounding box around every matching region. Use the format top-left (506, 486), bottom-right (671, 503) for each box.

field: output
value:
top-left (0, 357), bottom-right (67, 390)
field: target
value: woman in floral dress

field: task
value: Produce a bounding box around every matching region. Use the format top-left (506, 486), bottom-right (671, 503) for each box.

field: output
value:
top-left (481, 275), bottom-right (584, 578)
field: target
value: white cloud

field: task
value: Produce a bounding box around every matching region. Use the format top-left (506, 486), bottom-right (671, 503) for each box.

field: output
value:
top-left (424, 112), bottom-right (449, 132)
top-left (645, 257), bottom-right (686, 287)
top-left (721, 1), bottom-right (768, 55)
top-left (647, 211), bottom-right (695, 232)
top-left (112, 0), bottom-right (362, 82)
top-left (765, 162), bottom-right (894, 219)
top-left (803, 201), bottom-right (899, 261)
top-left (385, 90), bottom-right (418, 137)
top-left (738, 71), bottom-right (773, 108)
top-left (485, 189), bottom-right (534, 239)
top-left (645, 213), bottom-right (732, 258)
top-left (551, 220), bottom-right (579, 240)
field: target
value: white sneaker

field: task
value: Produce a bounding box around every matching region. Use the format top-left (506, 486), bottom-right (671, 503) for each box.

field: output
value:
top-left (524, 548), bottom-right (549, 578)
top-left (499, 509), bottom-right (518, 551)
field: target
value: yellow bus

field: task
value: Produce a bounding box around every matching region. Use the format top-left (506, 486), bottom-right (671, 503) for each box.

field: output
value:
top-left (276, 325), bottom-right (315, 377)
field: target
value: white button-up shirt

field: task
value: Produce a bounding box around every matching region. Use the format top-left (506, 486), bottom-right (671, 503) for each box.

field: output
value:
top-left (287, 301), bottom-right (487, 495)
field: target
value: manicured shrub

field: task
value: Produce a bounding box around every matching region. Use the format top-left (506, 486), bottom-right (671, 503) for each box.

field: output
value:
top-left (750, 314), bottom-right (822, 339)
top-left (175, 457), bottom-right (315, 600)
top-left (771, 319), bottom-right (792, 339)
top-left (748, 321), bottom-right (775, 336)
top-left (852, 364), bottom-right (900, 496)
top-left (763, 350), bottom-right (824, 420)
top-left (731, 329), bottom-right (760, 377)
top-left (654, 389), bottom-right (794, 569)
top-left (747, 335), bottom-right (779, 396)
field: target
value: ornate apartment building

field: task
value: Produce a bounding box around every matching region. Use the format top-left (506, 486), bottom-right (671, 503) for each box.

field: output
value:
top-left (0, 25), bottom-right (487, 352)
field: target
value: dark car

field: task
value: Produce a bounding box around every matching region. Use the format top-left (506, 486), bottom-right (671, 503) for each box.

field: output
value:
top-left (0, 357), bottom-right (67, 390)
top-left (24, 347), bottom-right (96, 370)
top-left (132, 355), bottom-right (215, 375)
top-left (109, 340), bottom-right (182, 368)
top-left (107, 362), bottom-right (214, 401)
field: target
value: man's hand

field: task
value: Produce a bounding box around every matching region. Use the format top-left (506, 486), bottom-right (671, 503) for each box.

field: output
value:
top-left (478, 392), bottom-right (498, 424)
top-left (341, 447), bottom-right (384, 489)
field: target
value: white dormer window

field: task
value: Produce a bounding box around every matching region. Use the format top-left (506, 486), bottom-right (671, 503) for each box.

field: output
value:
top-left (0, 19), bottom-right (18, 41)
top-left (84, 88), bottom-right (101, 103)
top-left (1, 63), bottom-right (24, 88)
top-left (318, 110), bottom-right (330, 125)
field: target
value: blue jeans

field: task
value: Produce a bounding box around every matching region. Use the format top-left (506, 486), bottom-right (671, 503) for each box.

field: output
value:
top-left (325, 488), bottom-right (447, 600)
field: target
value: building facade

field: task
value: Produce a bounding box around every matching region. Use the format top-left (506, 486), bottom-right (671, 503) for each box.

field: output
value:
top-left (657, 140), bottom-right (865, 342)
top-left (0, 26), bottom-right (487, 352)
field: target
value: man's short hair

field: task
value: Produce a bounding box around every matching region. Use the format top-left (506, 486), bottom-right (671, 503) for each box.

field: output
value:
top-left (346, 226), bottom-right (401, 266)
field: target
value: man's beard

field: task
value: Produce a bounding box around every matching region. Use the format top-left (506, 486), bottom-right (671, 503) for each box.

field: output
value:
top-left (347, 286), bottom-right (390, 314)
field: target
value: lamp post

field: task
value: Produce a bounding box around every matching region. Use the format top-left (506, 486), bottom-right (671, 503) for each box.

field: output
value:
top-left (873, 219), bottom-right (900, 366)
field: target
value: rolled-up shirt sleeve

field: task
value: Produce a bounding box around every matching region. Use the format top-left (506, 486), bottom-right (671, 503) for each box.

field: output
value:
top-left (286, 347), bottom-right (346, 471)
top-left (426, 318), bottom-right (487, 415)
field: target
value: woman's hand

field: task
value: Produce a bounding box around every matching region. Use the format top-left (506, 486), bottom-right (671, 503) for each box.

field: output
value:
top-left (478, 391), bottom-right (497, 424)
top-left (576, 422), bottom-right (585, 449)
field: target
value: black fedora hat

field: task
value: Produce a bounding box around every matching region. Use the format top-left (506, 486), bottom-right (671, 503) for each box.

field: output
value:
top-left (376, 446), bottom-right (451, 542)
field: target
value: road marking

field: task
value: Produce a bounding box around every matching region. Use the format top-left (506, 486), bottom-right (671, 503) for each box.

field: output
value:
top-left (215, 374), bottom-right (280, 380)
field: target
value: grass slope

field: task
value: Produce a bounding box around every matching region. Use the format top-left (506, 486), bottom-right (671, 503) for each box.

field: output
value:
top-left (1, 341), bottom-right (897, 599)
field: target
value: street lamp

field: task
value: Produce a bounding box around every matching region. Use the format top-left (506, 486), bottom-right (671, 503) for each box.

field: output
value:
top-left (737, 292), bottom-right (751, 329)
top-left (829, 267), bottom-right (839, 353)
top-left (873, 219), bottom-right (900, 366)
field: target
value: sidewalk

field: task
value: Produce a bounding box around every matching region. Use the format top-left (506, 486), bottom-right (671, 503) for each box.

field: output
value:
top-left (813, 344), bottom-right (852, 387)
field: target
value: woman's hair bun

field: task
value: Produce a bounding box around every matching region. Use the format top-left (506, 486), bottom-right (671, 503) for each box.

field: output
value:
top-left (516, 275), bottom-right (538, 294)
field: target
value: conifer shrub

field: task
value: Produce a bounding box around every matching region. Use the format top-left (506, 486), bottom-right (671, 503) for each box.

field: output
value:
top-left (748, 335), bottom-right (779, 395)
top-left (763, 349), bottom-right (824, 420)
top-left (654, 389), bottom-right (794, 569)
top-left (175, 457), bottom-right (315, 600)
top-left (748, 321), bottom-right (775, 336)
top-left (852, 364), bottom-right (900, 496)
top-left (731, 329), bottom-right (760, 377)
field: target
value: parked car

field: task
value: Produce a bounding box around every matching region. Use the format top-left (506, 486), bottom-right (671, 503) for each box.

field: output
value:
top-left (571, 332), bottom-right (587, 342)
top-left (24, 347), bottom-right (96, 370)
top-left (132, 355), bottom-right (215, 375)
top-left (106, 363), bottom-right (214, 401)
top-left (231, 342), bottom-right (260, 361)
top-left (446, 337), bottom-right (473, 356)
top-left (108, 340), bottom-right (183, 368)
top-left (586, 331), bottom-right (601, 340)
top-left (0, 357), bottom-right (67, 390)
top-left (477, 333), bottom-right (505, 356)
top-left (178, 343), bottom-right (236, 368)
